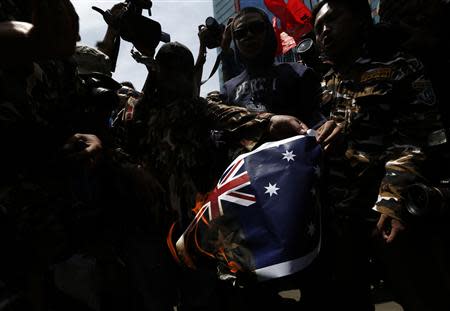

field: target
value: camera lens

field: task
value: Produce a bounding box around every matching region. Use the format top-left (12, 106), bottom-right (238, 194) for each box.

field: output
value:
top-left (406, 184), bottom-right (431, 217)
top-left (406, 183), bottom-right (449, 218)
top-left (296, 38), bottom-right (314, 54)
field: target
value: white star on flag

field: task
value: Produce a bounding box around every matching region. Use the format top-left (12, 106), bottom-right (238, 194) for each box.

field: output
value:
top-left (264, 183), bottom-right (280, 197)
top-left (282, 150), bottom-right (296, 162)
top-left (307, 222), bottom-right (316, 236)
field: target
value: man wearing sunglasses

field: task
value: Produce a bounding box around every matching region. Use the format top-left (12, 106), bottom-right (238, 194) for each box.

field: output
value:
top-left (220, 7), bottom-right (323, 130)
top-left (213, 6), bottom-right (331, 310)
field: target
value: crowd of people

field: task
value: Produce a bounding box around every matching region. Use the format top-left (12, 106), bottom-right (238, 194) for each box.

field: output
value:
top-left (1, 0), bottom-right (449, 310)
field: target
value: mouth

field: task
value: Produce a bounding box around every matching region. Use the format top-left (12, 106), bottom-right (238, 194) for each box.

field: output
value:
top-left (322, 36), bottom-right (335, 48)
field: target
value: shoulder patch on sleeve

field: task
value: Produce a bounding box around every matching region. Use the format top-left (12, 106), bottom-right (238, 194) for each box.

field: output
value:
top-left (360, 68), bottom-right (392, 83)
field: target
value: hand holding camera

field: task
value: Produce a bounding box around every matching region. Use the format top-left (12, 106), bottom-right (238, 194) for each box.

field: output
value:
top-left (92, 0), bottom-right (168, 58)
top-left (198, 16), bottom-right (225, 50)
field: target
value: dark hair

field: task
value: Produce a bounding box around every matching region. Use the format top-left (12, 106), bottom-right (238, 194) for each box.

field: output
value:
top-left (155, 42), bottom-right (194, 74)
top-left (311, 0), bottom-right (373, 29)
top-left (232, 7), bottom-right (278, 65)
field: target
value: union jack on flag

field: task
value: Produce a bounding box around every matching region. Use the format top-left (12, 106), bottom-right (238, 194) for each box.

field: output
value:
top-left (176, 134), bottom-right (322, 281)
top-left (207, 158), bottom-right (256, 220)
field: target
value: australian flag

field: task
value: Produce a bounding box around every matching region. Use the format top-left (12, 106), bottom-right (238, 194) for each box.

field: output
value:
top-left (176, 134), bottom-right (322, 281)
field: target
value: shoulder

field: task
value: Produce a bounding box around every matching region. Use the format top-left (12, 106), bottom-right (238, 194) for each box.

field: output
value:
top-left (274, 62), bottom-right (310, 77)
top-left (368, 51), bottom-right (426, 79)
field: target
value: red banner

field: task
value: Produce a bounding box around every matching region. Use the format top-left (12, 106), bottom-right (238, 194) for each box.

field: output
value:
top-left (264, 0), bottom-right (313, 54)
top-left (272, 17), bottom-right (297, 55)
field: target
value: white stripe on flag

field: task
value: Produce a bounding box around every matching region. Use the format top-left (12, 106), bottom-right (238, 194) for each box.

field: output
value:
top-left (254, 242), bottom-right (321, 281)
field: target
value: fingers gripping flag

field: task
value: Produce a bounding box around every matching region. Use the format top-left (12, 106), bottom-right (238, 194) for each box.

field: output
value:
top-left (176, 134), bottom-right (322, 281)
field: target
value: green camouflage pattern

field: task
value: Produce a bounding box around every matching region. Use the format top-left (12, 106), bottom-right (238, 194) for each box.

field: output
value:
top-left (111, 91), bottom-right (273, 226)
top-left (320, 52), bottom-right (444, 220)
top-left (206, 91), bottom-right (274, 152)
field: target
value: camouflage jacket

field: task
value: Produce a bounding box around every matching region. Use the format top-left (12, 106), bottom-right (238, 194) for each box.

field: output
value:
top-left (320, 51), bottom-right (445, 220)
top-left (110, 91), bottom-right (273, 228)
top-left (1, 0), bottom-right (83, 284)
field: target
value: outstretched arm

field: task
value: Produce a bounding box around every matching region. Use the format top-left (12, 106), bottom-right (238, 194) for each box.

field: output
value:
top-left (206, 91), bottom-right (308, 151)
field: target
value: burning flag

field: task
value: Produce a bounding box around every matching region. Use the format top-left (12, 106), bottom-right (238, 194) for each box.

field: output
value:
top-left (175, 134), bottom-right (323, 281)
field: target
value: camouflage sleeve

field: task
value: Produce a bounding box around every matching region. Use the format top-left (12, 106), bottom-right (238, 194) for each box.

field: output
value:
top-left (373, 54), bottom-right (445, 220)
top-left (205, 91), bottom-right (274, 151)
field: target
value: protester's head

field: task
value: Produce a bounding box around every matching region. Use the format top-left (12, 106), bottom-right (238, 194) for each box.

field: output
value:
top-left (231, 7), bottom-right (277, 66)
top-left (74, 45), bottom-right (112, 76)
top-left (120, 81), bottom-right (136, 90)
top-left (312, 0), bottom-right (373, 63)
top-left (378, 0), bottom-right (447, 59)
top-left (155, 42), bottom-right (195, 99)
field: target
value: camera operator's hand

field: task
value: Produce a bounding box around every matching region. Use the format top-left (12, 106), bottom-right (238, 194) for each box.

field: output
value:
top-left (375, 213), bottom-right (406, 243)
top-left (221, 17), bottom-right (234, 51)
top-left (95, 2), bottom-right (128, 62)
top-left (107, 2), bottom-right (128, 32)
top-left (269, 115), bottom-right (308, 140)
top-left (198, 25), bottom-right (208, 49)
top-left (197, 25), bottom-right (208, 64)
top-left (63, 133), bottom-right (103, 168)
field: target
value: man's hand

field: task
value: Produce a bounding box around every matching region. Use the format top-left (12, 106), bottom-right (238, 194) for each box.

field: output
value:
top-left (198, 24), bottom-right (209, 49)
top-left (107, 2), bottom-right (128, 32)
top-left (220, 17), bottom-right (234, 51)
top-left (269, 115), bottom-right (308, 139)
top-left (315, 120), bottom-right (344, 152)
top-left (63, 133), bottom-right (103, 167)
top-left (375, 214), bottom-right (406, 243)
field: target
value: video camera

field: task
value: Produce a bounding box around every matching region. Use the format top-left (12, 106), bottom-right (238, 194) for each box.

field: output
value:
top-left (92, 0), bottom-right (170, 59)
top-left (295, 36), bottom-right (330, 75)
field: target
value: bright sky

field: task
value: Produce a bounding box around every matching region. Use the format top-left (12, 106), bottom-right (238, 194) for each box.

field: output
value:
top-left (72, 0), bottom-right (219, 96)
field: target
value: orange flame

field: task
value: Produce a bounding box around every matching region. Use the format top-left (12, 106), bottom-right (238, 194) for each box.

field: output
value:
top-left (166, 222), bottom-right (181, 264)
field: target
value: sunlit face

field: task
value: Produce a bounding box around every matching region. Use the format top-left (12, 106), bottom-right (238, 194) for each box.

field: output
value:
top-left (314, 2), bottom-right (359, 61)
top-left (232, 12), bottom-right (267, 59)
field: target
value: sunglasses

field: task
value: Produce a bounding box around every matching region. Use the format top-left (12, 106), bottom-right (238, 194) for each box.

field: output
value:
top-left (233, 20), bottom-right (266, 40)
